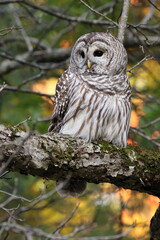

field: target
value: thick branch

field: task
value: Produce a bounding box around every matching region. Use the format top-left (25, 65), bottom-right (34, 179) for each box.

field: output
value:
top-left (0, 125), bottom-right (160, 197)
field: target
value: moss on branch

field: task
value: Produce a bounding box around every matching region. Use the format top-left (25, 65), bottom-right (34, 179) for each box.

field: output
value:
top-left (0, 125), bottom-right (160, 197)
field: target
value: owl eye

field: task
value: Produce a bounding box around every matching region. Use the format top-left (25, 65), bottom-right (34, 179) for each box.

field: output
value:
top-left (79, 50), bottom-right (85, 59)
top-left (94, 50), bottom-right (104, 57)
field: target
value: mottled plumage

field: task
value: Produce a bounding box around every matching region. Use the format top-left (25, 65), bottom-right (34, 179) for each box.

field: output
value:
top-left (49, 32), bottom-right (131, 197)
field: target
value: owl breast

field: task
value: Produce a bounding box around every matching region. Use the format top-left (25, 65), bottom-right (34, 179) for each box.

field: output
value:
top-left (59, 71), bottom-right (131, 147)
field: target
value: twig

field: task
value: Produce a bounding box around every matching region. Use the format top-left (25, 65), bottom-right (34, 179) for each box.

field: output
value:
top-left (118, 0), bottom-right (130, 43)
top-left (53, 204), bottom-right (80, 234)
top-left (140, 0), bottom-right (156, 24)
top-left (0, 0), bottom-right (115, 27)
top-left (9, 4), bottom-right (33, 51)
top-left (74, 224), bottom-right (135, 240)
top-left (130, 127), bottom-right (160, 148)
top-left (0, 36), bottom-right (51, 50)
top-left (0, 170), bottom-right (9, 178)
top-left (1, 206), bottom-right (23, 222)
top-left (0, 51), bottom-right (48, 70)
top-left (0, 190), bottom-right (31, 204)
top-left (141, 117), bottom-right (160, 129)
top-left (0, 26), bottom-right (21, 36)
top-left (79, 0), bottom-right (118, 27)
top-left (0, 221), bottom-right (135, 239)
top-left (0, 83), bottom-right (7, 92)
top-left (127, 55), bottom-right (154, 72)
top-left (0, 84), bottom-right (55, 98)
top-left (148, 0), bottom-right (160, 11)
top-left (18, 71), bottom-right (45, 88)
top-left (14, 188), bottom-right (57, 216)
top-left (36, 117), bottom-right (52, 123)
top-left (14, 116), bottom-right (32, 127)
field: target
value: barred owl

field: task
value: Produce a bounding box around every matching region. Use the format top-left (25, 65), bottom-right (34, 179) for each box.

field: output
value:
top-left (49, 32), bottom-right (131, 197)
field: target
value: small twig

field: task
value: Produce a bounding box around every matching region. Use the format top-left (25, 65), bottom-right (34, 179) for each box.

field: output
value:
top-left (2, 206), bottom-right (23, 222)
top-left (140, 0), bottom-right (156, 24)
top-left (0, 84), bottom-right (55, 98)
top-left (53, 204), bottom-right (80, 234)
top-left (14, 116), bottom-right (32, 127)
top-left (0, 221), bottom-right (135, 239)
top-left (141, 117), bottom-right (160, 129)
top-left (130, 127), bottom-right (160, 148)
top-left (0, 26), bottom-right (21, 36)
top-left (9, 4), bottom-right (33, 51)
top-left (0, 171), bottom-right (9, 179)
top-left (79, 0), bottom-right (118, 27)
top-left (0, 0), bottom-right (115, 27)
top-left (14, 188), bottom-right (57, 216)
top-left (148, 0), bottom-right (160, 12)
top-left (118, 0), bottom-right (130, 43)
top-left (36, 117), bottom-right (52, 123)
top-left (0, 83), bottom-right (7, 92)
top-left (0, 190), bottom-right (32, 204)
top-left (18, 71), bottom-right (45, 88)
top-left (127, 55), bottom-right (154, 72)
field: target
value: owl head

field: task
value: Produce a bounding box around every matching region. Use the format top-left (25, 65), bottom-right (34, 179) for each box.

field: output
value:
top-left (70, 32), bottom-right (128, 76)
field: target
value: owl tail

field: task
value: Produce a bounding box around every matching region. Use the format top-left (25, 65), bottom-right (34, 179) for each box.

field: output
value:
top-left (56, 177), bottom-right (87, 197)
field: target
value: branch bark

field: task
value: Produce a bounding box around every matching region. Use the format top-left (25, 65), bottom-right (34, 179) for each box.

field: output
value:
top-left (118, 0), bottom-right (130, 43)
top-left (0, 125), bottom-right (160, 197)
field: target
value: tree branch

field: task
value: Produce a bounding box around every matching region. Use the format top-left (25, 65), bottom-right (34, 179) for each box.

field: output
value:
top-left (0, 84), bottom-right (55, 98)
top-left (0, 125), bottom-right (160, 197)
top-left (118, 0), bottom-right (130, 43)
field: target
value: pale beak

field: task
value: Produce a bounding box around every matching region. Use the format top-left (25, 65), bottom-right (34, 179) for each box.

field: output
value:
top-left (87, 60), bottom-right (92, 69)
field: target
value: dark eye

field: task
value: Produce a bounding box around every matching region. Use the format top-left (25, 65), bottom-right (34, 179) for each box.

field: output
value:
top-left (94, 50), bottom-right (104, 57)
top-left (79, 50), bottom-right (85, 58)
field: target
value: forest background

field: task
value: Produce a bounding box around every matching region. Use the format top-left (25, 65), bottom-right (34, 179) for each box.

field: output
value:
top-left (0, 0), bottom-right (160, 239)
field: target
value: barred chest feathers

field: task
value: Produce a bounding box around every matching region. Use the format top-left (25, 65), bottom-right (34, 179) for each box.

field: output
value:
top-left (60, 70), bottom-right (131, 147)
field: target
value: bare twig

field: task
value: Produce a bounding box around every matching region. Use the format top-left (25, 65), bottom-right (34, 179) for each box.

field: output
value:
top-left (9, 4), bottom-right (33, 51)
top-left (14, 116), bottom-right (32, 128)
top-left (141, 117), bottom-right (160, 129)
top-left (130, 127), bottom-right (160, 149)
top-left (36, 117), bottom-right (52, 123)
top-left (118, 0), bottom-right (130, 43)
top-left (18, 71), bottom-right (45, 88)
top-left (140, 0), bottom-right (156, 24)
top-left (127, 55), bottom-right (154, 72)
top-left (148, 0), bottom-right (160, 12)
top-left (52, 204), bottom-right (80, 235)
top-left (0, 26), bottom-right (21, 36)
top-left (0, 0), bottom-right (115, 27)
top-left (14, 188), bottom-right (57, 216)
top-left (0, 83), bottom-right (7, 92)
top-left (0, 84), bottom-right (55, 98)
top-left (0, 221), bottom-right (135, 239)
top-left (79, 0), bottom-right (118, 27)
top-left (74, 224), bottom-right (135, 240)
top-left (0, 190), bottom-right (31, 203)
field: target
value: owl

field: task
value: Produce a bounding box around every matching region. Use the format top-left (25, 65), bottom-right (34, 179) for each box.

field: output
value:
top-left (49, 32), bottom-right (131, 197)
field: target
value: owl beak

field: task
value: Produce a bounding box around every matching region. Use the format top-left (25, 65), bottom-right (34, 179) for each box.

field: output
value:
top-left (87, 60), bottom-right (92, 69)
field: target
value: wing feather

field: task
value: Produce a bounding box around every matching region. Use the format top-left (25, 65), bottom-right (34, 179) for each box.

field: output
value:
top-left (48, 71), bottom-right (69, 132)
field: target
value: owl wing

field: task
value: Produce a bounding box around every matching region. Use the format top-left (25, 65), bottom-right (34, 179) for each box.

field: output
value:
top-left (48, 71), bottom-right (69, 132)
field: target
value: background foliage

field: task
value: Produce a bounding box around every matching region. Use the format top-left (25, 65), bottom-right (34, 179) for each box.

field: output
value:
top-left (0, 0), bottom-right (160, 239)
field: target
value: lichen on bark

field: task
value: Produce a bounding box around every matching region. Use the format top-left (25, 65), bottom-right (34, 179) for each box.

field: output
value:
top-left (0, 125), bottom-right (160, 197)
